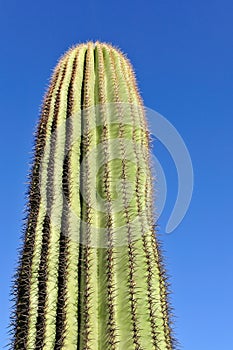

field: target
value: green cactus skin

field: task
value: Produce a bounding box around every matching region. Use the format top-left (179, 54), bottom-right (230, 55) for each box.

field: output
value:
top-left (11, 42), bottom-right (176, 349)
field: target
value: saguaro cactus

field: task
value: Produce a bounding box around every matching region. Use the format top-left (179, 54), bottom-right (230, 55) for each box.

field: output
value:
top-left (11, 42), bottom-right (175, 349)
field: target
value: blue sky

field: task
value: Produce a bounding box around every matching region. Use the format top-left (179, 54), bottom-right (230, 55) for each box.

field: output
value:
top-left (0, 0), bottom-right (233, 348)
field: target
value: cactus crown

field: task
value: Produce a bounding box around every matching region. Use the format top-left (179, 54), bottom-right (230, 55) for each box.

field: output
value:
top-left (10, 41), bottom-right (176, 349)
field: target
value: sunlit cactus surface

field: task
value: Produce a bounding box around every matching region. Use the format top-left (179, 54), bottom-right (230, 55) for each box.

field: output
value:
top-left (11, 41), bottom-right (176, 350)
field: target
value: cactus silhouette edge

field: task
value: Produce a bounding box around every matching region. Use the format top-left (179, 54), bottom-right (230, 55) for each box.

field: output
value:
top-left (10, 41), bottom-right (177, 349)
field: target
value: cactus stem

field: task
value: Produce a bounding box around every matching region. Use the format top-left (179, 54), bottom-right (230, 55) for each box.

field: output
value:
top-left (10, 41), bottom-right (176, 350)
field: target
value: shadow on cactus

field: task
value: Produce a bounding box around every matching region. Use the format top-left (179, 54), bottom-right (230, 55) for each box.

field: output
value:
top-left (9, 41), bottom-right (178, 349)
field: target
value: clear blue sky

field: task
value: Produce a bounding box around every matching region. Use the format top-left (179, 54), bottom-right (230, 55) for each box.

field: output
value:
top-left (0, 0), bottom-right (233, 349)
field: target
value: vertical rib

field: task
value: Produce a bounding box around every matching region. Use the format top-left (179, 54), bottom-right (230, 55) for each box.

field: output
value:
top-left (12, 63), bottom-right (61, 350)
top-left (103, 44), bottom-right (143, 349)
top-left (39, 49), bottom-right (78, 349)
top-left (95, 42), bottom-right (119, 349)
top-left (34, 60), bottom-right (69, 350)
top-left (118, 52), bottom-right (162, 348)
top-left (60, 44), bottom-right (87, 349)
top-left (120, 50), bottom-right (175, 349)
top-left (78, 42), bottom-right (98, 350)
top-left (53, 49), bottom-right (81, 349)
top-left (26, 59), bottom-right (69, 350)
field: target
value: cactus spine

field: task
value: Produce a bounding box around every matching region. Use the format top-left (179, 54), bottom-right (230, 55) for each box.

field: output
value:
top-left (11, 42), bottom-right (175, 349)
